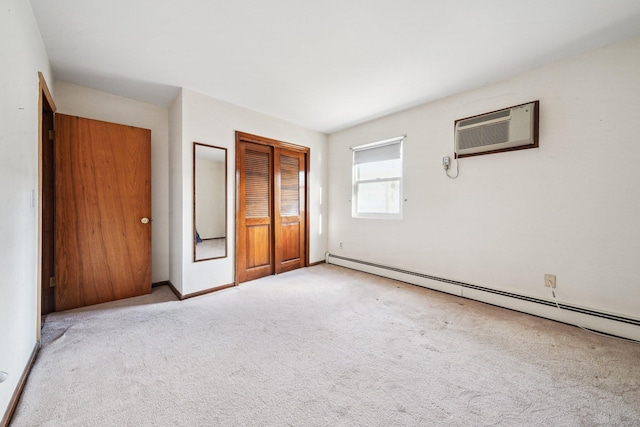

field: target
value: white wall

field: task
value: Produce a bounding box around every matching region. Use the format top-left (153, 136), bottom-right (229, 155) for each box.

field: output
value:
top-left (169, 92), bottom-right (184, 289)
top-left (0, 0), bottom-right (53, 418)
top-left (170, 89), bottom-right (328, 295)
top-left (328, 36), bottom-right (640, 323)
top-left (53, 82), bottom-right (170, 283)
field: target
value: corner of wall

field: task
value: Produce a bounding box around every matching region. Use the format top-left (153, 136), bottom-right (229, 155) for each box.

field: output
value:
top-left (168, 90), bottom-right (184, 291)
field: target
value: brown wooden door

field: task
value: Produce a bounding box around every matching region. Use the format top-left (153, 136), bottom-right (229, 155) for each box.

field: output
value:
top-left (236, 133), bottom-right (308, 283)
top-left (55, 114), bottom-right (151, 311)
top-left (237, 142), bottom-right (274, 282)
top-left (274, 147), bottom-right (306, 274)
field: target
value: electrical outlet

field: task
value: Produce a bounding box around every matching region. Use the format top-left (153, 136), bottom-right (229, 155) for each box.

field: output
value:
top-left (339, 242), bottom-right (343, 249)
top-left (544, 274), bottom-right (556, 288)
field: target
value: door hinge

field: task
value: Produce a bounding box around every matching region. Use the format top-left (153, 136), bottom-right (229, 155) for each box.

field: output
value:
top-left (48, 130), bottom-right (55, 141)
top-left (49, 277), bottom-right (56, 288)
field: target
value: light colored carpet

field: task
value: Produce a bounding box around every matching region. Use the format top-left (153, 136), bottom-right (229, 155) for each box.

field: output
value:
top-left (10, 264), bottom-right (640, 426)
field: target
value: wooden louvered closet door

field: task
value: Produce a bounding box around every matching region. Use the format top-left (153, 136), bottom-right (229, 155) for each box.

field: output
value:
top-left (236, 133), bottom-right (308, 284)
top-left (274, 148), bottom-right (306, 274)
top-left (237, 142), bottom-right (274, 282)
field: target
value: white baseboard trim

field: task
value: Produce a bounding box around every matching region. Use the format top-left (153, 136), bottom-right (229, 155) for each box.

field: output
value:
top-left (327, 254), bottom-right (640, 342)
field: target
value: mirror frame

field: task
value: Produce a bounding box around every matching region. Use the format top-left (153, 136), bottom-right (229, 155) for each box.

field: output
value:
top-left (193, 142), bottom-right (228, 262)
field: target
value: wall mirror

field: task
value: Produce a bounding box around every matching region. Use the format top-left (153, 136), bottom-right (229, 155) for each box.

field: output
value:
top-left (194, 142), bottom-right (227, 261)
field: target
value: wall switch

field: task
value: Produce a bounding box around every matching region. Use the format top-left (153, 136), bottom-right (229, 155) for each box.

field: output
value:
top-left (544, 274), bottom-right (556, 288)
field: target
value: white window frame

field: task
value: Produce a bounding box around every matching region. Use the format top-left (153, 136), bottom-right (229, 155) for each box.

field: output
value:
top-left (352, 136), bottom-right (404, 220)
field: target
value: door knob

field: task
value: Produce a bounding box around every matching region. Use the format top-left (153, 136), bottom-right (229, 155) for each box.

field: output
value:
top-left (141, 217), bottom-right (150, 224)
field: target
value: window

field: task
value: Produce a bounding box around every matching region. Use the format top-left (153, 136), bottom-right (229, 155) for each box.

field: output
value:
top-left (352, 137), bottom-right (403, 219)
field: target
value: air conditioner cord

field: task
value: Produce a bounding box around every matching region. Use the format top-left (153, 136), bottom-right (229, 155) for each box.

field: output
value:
top-left (445, 158), bottom-right (460, 179)
top-left (550, 288), bottom-right (639, 344)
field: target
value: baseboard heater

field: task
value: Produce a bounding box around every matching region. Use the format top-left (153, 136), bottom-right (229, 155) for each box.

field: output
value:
top-left (326, 254), bottom-right (640, 340)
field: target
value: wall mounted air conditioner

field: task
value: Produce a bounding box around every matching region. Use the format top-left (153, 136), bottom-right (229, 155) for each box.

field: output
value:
top-left (455, 101), bottom-right (539, 158)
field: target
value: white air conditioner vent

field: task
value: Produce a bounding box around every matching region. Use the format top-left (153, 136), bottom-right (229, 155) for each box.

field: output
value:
top-left (455, 101), bottom-right (538, 157)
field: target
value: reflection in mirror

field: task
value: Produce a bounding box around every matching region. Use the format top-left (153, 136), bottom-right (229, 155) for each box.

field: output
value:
top-left (194, 142), bottom-right (227, 261)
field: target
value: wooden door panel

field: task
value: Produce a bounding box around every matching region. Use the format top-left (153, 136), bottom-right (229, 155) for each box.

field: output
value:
top-left (280, 223), bottom-right (300, 261)
top-left (245, 150), bottom-right (271, 217)
top-left (246, 224), bottom-right (271, 268)
top-left (55, 114), bottom-right (151, 311)
top-left (279, 155), bottom-right (300, 215)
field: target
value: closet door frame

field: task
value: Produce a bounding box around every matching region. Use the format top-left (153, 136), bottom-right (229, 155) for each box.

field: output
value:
top-left (235, 132), bottom-right (310, 284)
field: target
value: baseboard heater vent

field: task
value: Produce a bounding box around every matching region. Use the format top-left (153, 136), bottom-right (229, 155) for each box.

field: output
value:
top-left (327, 254), bottom-right (640, 327)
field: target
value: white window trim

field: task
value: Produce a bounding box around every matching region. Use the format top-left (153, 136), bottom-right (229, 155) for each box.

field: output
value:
top-left (352, 136), bottom-right (404, 220)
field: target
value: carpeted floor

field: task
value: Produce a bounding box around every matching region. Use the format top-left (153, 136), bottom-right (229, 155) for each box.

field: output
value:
top-left (10, 264), bottom-right (640, 426)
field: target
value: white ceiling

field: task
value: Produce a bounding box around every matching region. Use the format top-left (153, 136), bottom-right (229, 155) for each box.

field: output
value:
top-left (30, 0), bottom-right (640, 134)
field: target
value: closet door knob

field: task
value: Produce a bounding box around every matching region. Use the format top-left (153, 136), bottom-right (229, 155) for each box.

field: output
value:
top-left (141, 217), bottom-right (150, 224)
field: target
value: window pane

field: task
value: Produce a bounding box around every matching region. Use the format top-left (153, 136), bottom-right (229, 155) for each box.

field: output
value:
top-left (356, 180), bottom-right (400, 214)
top-left (356, 159), bottom-right (401, 181)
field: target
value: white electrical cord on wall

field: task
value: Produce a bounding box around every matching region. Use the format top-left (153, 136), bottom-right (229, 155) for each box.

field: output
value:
top-left (549, 288), bottom-right (640, 344)
top-left (443, 156), bottom-right (460, 179)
